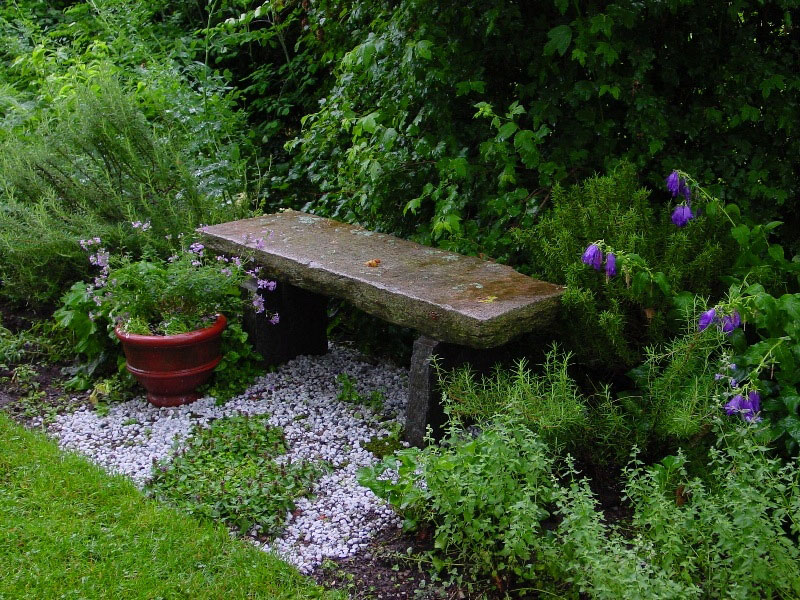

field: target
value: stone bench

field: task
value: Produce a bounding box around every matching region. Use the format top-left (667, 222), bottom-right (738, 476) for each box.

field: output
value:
top-left (199, 210), bottom-right (563, 445)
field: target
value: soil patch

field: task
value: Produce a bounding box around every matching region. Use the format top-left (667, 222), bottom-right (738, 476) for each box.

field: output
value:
top-left (313, 526), bottom-right (461, 600)
top-left (0, 361), bottom-right (90, 426)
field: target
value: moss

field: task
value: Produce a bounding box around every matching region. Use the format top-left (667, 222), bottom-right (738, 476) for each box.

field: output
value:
top-left (362, 433), bottom-right (406, 459)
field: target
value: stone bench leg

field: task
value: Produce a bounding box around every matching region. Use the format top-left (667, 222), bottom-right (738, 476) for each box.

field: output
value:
top-left (405, 335), bottom-right (528, 447)
top-left (405, 336), bottom-right (490, 447)
top-left (243, 280), bottom-right (328, 366)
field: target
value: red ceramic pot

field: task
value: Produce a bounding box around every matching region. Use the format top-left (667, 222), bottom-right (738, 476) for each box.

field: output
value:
top-left (115, 314), bottom-right (227, 407)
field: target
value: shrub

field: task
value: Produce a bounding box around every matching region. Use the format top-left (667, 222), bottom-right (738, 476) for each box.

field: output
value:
top-left (613, 428), bottom-right (800, 598)
top-left (364, 417), bottom-right (800, 598)
top-left (283, 0), bottom-right (800, 261)
top-left (440, 346), bottom-right (587, 453)
top-left (359, 416), bottom-right (560, 592)
top-left (0, 76), bottom-right (247, 306)
top-left (0, 0), bottom-right (255, 307)
top-left (519, 163), bottom-right (731, 370)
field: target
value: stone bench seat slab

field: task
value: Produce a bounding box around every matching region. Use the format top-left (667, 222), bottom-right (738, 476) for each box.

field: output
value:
top-left (199, 210), bottom-right (563, 348)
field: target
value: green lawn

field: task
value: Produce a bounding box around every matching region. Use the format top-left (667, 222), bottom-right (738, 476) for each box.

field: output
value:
top-left (0, 413), bottom-right (343, 600)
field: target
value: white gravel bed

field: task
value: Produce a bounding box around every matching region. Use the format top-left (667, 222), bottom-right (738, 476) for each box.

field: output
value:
top-left (43, 344), bottom-right (408, 574)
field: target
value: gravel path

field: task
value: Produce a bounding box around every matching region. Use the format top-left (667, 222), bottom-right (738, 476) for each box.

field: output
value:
top-left (43, 344), bottom-right (408, 574)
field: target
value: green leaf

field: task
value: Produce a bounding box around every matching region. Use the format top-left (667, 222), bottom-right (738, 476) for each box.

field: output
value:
top-left (497, 121), bottom-right (518, 141)
top-left (415, 40), bottom-right (433, 60)
top-left (631, 271), bottom-right (650, 295)
top-left (778, 294), bottom-right (800, 321)
top-left (648, 139), bottom-right (664, 155)
top-left (782, 395), bottom-right (800, 414)
top-left (779, 415), bottom-right (800, 442)
top-left (381, 127), bottom-right (398, 150)
top-left (768, 244), bottom-right (785, 262)
top-left (652, 272), bottom-right (671, 295)
top-left (448, 157), bottom-right (469, 179)
top-left (514, 130), bottom-right (540, 168)
top-left (455, 80), bottom-right (486, 96)
top-left (731, 224), bottom-right (750, 246)
top-left (589, 13), bottom-right (614, 38)
top-left (571, 48), bottom-right (587, 66)
top-left (543, 25), bottom-right (572, 57)
top-left (357, 111), bottom-right (380, 135)
top-left (598, 84), bottom-right (620, 99)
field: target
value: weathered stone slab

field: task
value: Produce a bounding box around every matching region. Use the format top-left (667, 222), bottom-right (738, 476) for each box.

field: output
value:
top-left (200, 210), bottom-right (563, 348)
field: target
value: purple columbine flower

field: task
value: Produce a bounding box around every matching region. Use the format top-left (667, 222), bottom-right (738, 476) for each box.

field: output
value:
top-left (722, 311), bottom-right (742, 334)
top-left (605, 253), bottom-right (617, 277)
top-left (725, 391), bottom-right (761, 422)
top-left (725, 394), bottom-right (744, 416)
top-left (666, 171), bottom-right (691, 201)
top-left (666, 171), bottom-right (681, 196)
top-left (671, 204), bottom-right (694, 227)
top-left (742, 391), bottom-right (762, 422)
top-left (679, 180), bottom-right (691, 202)
top-left (581, 244), bottom-right (603, 271)
top-left (721, 311), bottom-right (741, 334)
top-left (698, 308), bottom-right (717, 331)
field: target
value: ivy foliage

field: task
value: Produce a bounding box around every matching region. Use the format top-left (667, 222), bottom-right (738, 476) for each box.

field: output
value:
top-left (281, 0), bottom-right (799, 260)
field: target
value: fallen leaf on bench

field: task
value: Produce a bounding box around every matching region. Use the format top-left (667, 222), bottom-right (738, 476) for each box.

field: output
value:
top-left (477, 295), bottom-right (498, 303)
top-left (365, 258), bottom-right (381, 267)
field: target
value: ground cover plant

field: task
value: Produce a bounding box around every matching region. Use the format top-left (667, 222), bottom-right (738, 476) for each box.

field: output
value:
top-left (0, 412), bottom-right (341, 599)
top-left (147, 413), bottom-right (322, 537)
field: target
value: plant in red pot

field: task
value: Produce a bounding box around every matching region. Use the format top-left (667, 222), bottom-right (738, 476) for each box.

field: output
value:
top-left (75, 241), bottom-right (277, 407)
top-left (115, 314), bottom-right (228, 407)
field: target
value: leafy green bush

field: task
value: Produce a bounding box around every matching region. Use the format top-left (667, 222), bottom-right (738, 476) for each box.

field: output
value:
top-left (364, 416), bottom-right (800, 598)
top-left (0, 0), bottom-right (255, 307)
top-left (359, 416), bottom-right (559, 591)
top-left (0, 75), bottom-right (248, 306)
top-left (147, 414), bottom-right (321, 536)
top-left (607, 432), bottom-right (800, 599)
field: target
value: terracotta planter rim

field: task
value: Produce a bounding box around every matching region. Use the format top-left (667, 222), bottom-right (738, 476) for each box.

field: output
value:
top-left (114, 314), bottom-right (227, 348)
